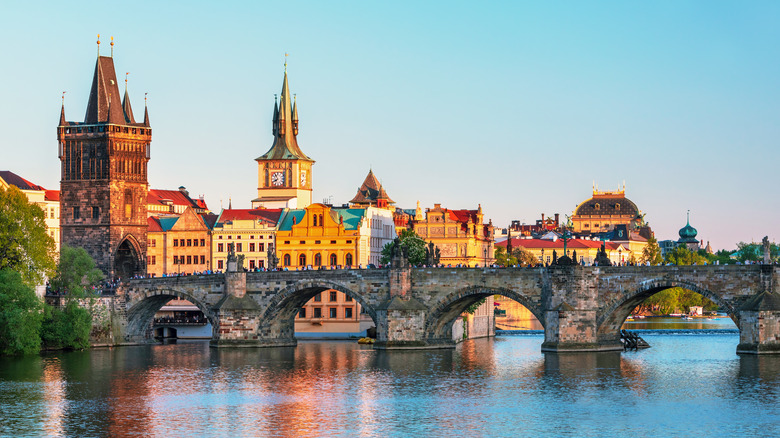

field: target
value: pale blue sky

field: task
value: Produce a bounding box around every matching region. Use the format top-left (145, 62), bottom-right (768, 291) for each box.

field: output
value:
top-left (2, 1), bottom-right (778, 250)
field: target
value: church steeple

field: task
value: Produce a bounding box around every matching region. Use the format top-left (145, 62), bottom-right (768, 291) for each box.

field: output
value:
top-left (59, 101), bottom-right (66, 126)
top-left (256, 65), bottom-right (311, 161)
top-left (122, 74), bottom-right (135, 123)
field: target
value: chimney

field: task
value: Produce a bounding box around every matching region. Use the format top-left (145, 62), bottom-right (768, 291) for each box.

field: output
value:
top-left (178, 186), bottom-right (189, 197)
top-left (555, 213), bottom-right (559, 225)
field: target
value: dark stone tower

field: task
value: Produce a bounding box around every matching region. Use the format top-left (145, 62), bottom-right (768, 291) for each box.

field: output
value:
top-left (57, 46), bottom-right (151, 280)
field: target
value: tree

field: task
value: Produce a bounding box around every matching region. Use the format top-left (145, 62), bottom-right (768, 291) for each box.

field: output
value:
top-left (512, 246), bottom-right (539, 267)
top-left (50, 245), bottom-right (104, 297)
top-left (640, 236), bottom-right (664, 266)
top-left (41, 301), bottom-right (92, 350)
top-left (0, 269), bottom-right (43, 355)
top-left (380, 229), bottom-right (427, 266)
top-left (665, 245), bottom-right (708, 266)
top-left (494, 246), bottom-right (517, 267)
top-left (734, 241), bottom-right (779, 263)
top-left (0, 185), bottom-right (55, 286)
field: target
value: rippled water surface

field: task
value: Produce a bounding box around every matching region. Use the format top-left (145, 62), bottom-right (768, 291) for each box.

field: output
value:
top-left (1, 334), bottom-right (779, 437)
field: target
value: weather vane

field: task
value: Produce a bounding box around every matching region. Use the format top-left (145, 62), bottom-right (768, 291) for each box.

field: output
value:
top-left (97, 34), bottom-right (100, 56)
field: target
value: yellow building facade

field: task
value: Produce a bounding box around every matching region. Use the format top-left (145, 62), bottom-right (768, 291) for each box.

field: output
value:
top-left (211, 208), bottom-right (283, 271)
top-left (146, 207), bottom-right (213, 277)
top-left (413, 203), bottom-right (495, 267)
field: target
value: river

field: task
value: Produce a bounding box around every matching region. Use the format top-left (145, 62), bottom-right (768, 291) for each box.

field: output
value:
top-left (1, 331), bottom-right (779, 437)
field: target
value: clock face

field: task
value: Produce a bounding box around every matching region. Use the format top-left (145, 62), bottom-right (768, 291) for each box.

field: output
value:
top-left (271, 172), bottom-right (284, 186)
top-left (300, 171), bottom-right (307, 186)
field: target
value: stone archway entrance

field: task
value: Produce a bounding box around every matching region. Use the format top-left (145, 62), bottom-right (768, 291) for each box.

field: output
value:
top-left (115, 237), bottom-right (142, 280)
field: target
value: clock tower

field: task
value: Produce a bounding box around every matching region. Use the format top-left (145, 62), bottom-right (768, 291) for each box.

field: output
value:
top-left (253, 64), bottom-right (314, 209)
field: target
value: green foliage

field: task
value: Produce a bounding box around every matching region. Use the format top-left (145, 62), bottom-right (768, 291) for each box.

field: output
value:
top-left (0, 269), bottom-right (43, 355)
top-left (494, 246), bottom-right (517, 267)
top-left (664, 245), bottom-right (708, 266)
top-left (703, 249), bottom-right (734, 265)
top-left (51, 245), bottom-right (104, 297)
top-left (640, 236), bottom-right (664, 266)
top-left (0, 186), bottom-right (55, 286)
top-left (734, 241), bottom-right (779, 263)
top-left (41, 301), bottom-right (92, 351)
top-left (465, 297), bottom-right (487, 314)
top-left (380, 229), bottom-right (427, 266)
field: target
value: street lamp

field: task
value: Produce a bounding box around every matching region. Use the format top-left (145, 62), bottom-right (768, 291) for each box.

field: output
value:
top-left (484, 246), bottom-right (487, 267)
top-left (541, 248), bottom-right (545, 267)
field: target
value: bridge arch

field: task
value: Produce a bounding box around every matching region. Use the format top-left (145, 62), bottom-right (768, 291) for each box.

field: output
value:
top-left (125, 288), bottom-right (216, 341)
top-left (424, 286), bottom-right (544, 340)
top-left (597, 279), bottom-right (740, 338)
top-left (258, 279), bottom-right (377, 341)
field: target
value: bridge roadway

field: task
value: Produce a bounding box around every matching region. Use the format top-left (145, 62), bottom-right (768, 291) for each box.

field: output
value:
top-left (115, 264), bottom-right (780, 355)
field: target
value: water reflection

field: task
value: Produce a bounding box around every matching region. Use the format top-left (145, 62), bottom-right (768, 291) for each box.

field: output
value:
top-left (1, 334), bottom-right (779, 437)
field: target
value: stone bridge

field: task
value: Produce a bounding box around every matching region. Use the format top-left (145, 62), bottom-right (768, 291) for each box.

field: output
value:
top-left (114, 264), bottom-right (780, 355)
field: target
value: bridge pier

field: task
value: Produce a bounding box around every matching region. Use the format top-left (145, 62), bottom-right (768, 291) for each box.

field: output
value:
top-left (736, 290), bottom-right (780, 355)
top-left (541, 266), bottom-right (623, 353)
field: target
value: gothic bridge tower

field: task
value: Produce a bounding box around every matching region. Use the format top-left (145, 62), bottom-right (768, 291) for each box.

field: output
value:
top-left (253, 62), bottom-right (314, 209)
top-left (57, 38), bottom-right (151, 279)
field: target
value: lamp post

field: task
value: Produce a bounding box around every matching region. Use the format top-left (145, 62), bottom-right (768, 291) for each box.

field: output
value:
top-left (541, 248), bottom-right (545, 267)
top-left (484, 246), bottom-right (487, 267)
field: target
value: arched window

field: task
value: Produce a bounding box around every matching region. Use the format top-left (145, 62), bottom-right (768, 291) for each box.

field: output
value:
top-left (330, 254), bottom-right (338, 266)
top-left (124, 189), bottom-right (133, 219)
top-left (615, 203), bottom-right (621, 211)
top-left (319, 214), bottom-right (324, 225)
top-left (313, 215), bottom-right (318, 226)
top-left (283, 254), bottom-right (291, 266)
top-left (314, 253), bottom-right (322, 266)
top-left (287, 169), bottom-right (292, 187)
top-left (299, 254), bottom-right (307, 266)
top-left (345, 253), bottom-right (353, 267)
top-left (594, 203), bottom-right (600, 211)
top-left (264, 169), bottom-right (269, 187)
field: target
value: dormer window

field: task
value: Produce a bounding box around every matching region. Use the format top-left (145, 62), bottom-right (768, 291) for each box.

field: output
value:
top-left (615, 203), bottom-right (621, 211)
top-left (594, 203), bottom-right (600, 211)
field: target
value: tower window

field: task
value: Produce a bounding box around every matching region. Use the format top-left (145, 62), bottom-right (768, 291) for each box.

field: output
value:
top-left (73, 206), bottom-right (80, 220)
top-left (92, 207), bottom-right (99, 219)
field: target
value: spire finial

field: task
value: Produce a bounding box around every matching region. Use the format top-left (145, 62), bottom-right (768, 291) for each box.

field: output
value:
top-left (110, 36), bottom-right (114, 57)
top-left (61, 91), bottom-right (66, 105)
top-left (125, 72), bottom-right (129, 92)
top-left (144, 92), bottom-right (148, 106)
top-left (284, 52), bottom-right (288, 72)
top-left (97, 34), bottom-right (100, 56)
top-left (687, 210), bottom-right (690, 225)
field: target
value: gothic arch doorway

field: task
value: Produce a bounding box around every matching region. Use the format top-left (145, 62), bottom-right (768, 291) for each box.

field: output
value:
top-left (115, 236), bottom-right (142, 280)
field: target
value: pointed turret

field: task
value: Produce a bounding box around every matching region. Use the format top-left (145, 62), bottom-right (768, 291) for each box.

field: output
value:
top-left (349, 169), bottom-right (394, 207)
top-left (292, 95), bottom-right (299, 135)
top-left (143, 104), bottom-right (150, 127)
top-left (122, 88), bottom-right (135, 123)
top-left (272, 96), bottom-right (279, 135)
top-left (59, 102), bottom-right (66, 126)
top-left (84, 56), bottom-right (125, 124)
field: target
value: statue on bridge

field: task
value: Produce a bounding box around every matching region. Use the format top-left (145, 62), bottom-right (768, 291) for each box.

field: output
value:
top-left (267, 243), bottom-right (279, 271)
top-left (425, 241), bottom-right (441, 266)
top-left (763, 236), bottom-right (770, 265)
top-left (594, 242), bottom-right (612, 266)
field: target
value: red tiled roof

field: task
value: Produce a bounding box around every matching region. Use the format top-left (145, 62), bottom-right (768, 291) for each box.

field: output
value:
top-left (0, 171), bottom-right (45, 191)
top-left (45, 190), bottom-right (59, 201)
top-left (147, 216), bottom-right (163, 232)
top-left (148, 189), bottom-right (208, 210)
top-left (218, 208), bottom-right (283, 225)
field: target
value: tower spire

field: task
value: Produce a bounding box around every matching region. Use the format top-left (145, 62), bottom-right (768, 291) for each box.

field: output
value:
top-left (97, 34), bottom-right (100, 56)
top-left (143, 92), bottom-right (150, 127)
top-left (122, 72), bottom-right (135, 123)
top-left (110, 36), bottom-right (114, 58)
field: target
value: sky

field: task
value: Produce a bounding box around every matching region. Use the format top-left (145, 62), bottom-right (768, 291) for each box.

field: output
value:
top-left (1, 1), bottom-right (779, 251)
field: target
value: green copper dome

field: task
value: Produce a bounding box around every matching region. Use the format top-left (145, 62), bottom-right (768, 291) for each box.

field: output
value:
top-left (678, 213), bottom-right (698, 243)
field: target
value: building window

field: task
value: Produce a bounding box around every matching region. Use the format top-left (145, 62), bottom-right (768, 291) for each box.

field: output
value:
top-left (174, 239), bottom-right (179, 247)
top-left (330, 254), bottom-right (337, 266)
top-left (193, 239), bottom-right (199, 247)
top-left (314, 253), bottom-right (322, 266)
top-left (187, 255), bottom-right (192, 264)
top-left (345, 253), bottom-right (353, 266)
top-left (346, 240), bottom-right (352, 244)
top-left (258, 260), bottom-right (264, 268)
top-left (345, 308), bottom-right (353, 319)
top-left (173, 256), bottom-right (178, 264)
top-left (249, 243), bottom-right (255, 252)
top-left (331, 240), bottom-right (337, 244)
top-left (313, 307), bottom-right (322, 318)
top-left (259, 243), bottom-right (265, 252)
top-left (345, 296), bottom-right (352, 302)
top-left (218, 243), bottom-right (223, 252)
top-left (249, 260), bottom-right (255, 269)
top-left (299, 254), bottom-right (306, 266)
top-left (200, 255), bottom-right (205, 264)
top-left (615, 203), bottom-right (621, 211)
top-left (283, 254), bottom-right (291, 266)
top-left (179, 239), bottom-right (185, 247)
top-left (73, 206), bottom-right (80, 220)
top-left (150, 239), bottom-right (156, 247)
top-left (594, 203), bottom-right (600, 211)
top-left (314, 293), bottom-right (321, 302)
top-left (218, 260), bottom-right (223, 270)
top-left (329, 308), bottom-right (337, 318)
top-left (187, 239), bottom-right (192, 247)
top-left (313, 215), bottom-right (318, 226)
top-left (200, 239), bottom-right (205, 246)
top-left (236, 243), bottom-right (242, 252)
top-left (298, 308), bottom-right (306, 318)
top-left (330, 291), bottom-right (338, 302)
top-left (92, 206), bottom-right (99, 219)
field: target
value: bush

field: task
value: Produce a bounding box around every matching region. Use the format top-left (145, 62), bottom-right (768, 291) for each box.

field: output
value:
top-left (0, 269), bottom-right (43, 355)
top-left (42, 301), bottom-right (92, 351)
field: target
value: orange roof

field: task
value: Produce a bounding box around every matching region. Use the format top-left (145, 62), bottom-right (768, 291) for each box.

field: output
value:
top-left (148, 189), bottom-right (207, 210)
top-left (147, 216), bottom-right (163, 232)
top-left (45, 190), bottom-right (59, 201)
